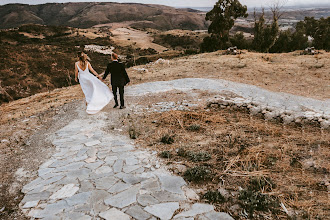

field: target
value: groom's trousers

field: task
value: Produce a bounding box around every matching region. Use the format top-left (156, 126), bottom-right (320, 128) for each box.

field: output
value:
top-left (112, 85), bottom-right (124, 106)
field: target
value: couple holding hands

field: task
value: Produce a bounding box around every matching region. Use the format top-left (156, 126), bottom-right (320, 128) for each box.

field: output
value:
top-left (74, 52), bottom-right (130, 114)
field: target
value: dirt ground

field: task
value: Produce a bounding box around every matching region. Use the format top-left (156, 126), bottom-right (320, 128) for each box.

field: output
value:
top-left (0, 51), bottom-right (329, 219)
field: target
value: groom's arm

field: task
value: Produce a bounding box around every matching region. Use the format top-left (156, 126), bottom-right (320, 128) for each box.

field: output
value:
top-left (102, 64), bottom-right (111, 80)
top-left (122, 65), bottom-right (130, 84)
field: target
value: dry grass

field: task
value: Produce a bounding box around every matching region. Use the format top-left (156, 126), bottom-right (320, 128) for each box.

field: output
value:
top-left (132, 107), bottom-right (330, 219)
top-left (129, 51), bottom-right (330, 100)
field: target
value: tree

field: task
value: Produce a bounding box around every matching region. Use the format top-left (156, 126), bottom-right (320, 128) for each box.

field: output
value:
top-left (206, 0), bottom-right (248, 37)
top-left (201, 0), bottom-right (248, 52)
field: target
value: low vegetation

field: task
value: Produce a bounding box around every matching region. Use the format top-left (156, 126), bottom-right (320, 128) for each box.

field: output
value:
top-left (132, 107), bottom-right (330, 219)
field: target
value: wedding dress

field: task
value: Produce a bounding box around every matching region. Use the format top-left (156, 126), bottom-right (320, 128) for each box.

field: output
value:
top-left (77, 63), bottom-right (113, 114)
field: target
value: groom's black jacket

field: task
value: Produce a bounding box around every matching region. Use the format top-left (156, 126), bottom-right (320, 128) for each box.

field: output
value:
top-left (103, 61), bottom-right (130, 86)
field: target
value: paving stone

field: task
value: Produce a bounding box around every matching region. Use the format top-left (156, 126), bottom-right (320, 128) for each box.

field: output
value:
top-left (77, 148), bottom-right (89, 157)
top-left (108, 181), bottom-right (132, 194)
top-left (125, 157), bottom-right (139, 165)
top-left (54, 161), bottom-right (85, 172)
top-left (99, 208), bottom-right (131, 220)
top-left (104, 156), bottom-right (118, 165)
top-left (95, 165), bottom-right (113, 175)
top-left (85, 156), bottom-right (97, 163)
top-left (157, 173), bottom-right (186, 195)
top-left (104, 185), bottom-right (140, 208)
top-left (84, 161), bottom-right (104, 170)
top-left (21, 191), bottom-right (51, 204)
top-left (112, 145), bottom-right (134, 153)
top-left (126, 205), bottom-right (151, 220)
top-left (144, 202), bottom-right (179, 220)
top-left (84, 140), bottom-right (101, 147)
top-left (202, 211), bottom-right (234, 220)
top-left (137, 194), bottom-right (159, 207)
top-left (174, 203), bottom-right (214, 218)
top-left (183, 187), bottom-right (200, 201)
top-left (89, 190), bottom-right (111, 204)
top-left (49, 184), bottom-right (79, 200)
top-left (115, 173), bottom-right (147, 185)
top-left (49, 159), bottom-right (73, 168)
top-left (92, 202), bottom-right (109, 214)
top-left (141, 179), bottom-right (161, 191)
top-left (65, 192), bottom-right (91, 206)
top-left (113, 159), bottom-right (124, 173)
top-left (55, 176), bottom-right (79, 185)
top-left (64, 212), bottom-right (92, 220)
top-left (151, 190), bottom-right (185, 202)
top-left (67, 168), bottom-right (90, 181)
top-left (22, 200), bottom-right (39, 209)
top-left (38, 168), bottom-right (55, 176)
top-left (94, 176), bottom-right (118, 190)
top-left (87, 147), bottom-right (98, 157)
top-left (123, 165), bottom-right (141, 173)
top-left (80, 180), bottom-right (95, 192)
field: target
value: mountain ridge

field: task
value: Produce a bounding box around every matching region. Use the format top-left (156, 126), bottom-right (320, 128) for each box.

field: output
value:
top-left (0, 2), bottom-right (208, 30)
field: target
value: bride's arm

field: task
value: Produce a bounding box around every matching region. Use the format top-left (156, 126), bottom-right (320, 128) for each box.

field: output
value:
top-left (74, 63), bottom-right (78, 82)
top-left (88, 62), bottom-right (102, 79)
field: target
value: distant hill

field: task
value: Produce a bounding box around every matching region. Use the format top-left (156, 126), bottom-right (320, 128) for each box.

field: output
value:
top-left (0, 2), bottom-right (208, 30)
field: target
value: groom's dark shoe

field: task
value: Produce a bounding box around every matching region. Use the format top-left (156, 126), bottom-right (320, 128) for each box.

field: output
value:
top-left (113, 104), bottom-right (119, 108)
top-left (120, 106), bottom-right (126, 109)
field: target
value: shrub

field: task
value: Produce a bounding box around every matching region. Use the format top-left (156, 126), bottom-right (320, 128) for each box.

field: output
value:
top-left (159, 151), bottom-right (172, 159)
top-left (187, 151), bottom-right (212, 162)
top-left (184, 166), bottom-right (213, 182)
top-left (186, 124), bottom-right (201, 131)
top-left (160, 134), bottom-right (174, 144)
top-left (177, 147), bottom-right (186, 157)
top-left (248, 177), bottom-right (276, 192)
top-left (129, 126), bottom-right (137, 139)
top-left (239, 189), bottom-right (280, 216)
top-left (203, 190), bottom-right (226, 203)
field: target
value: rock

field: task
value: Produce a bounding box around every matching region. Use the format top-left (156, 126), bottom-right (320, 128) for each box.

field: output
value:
top-left (174, 203), bottom-right (214, 218)
top-left (126, 205), bottom-right (151, 220)
top-left (113, 159), bottom-right (124, 173)
top-left (151, 190), bottom-right (185, 202)
top-left (84, 140), bottom-right (101, 147)
top-left (157, 174), bottom-right (186, 195)
top-left (144, 202), bottom-right (179, 220)
top-left (22, 200), bottom-right (39, 209)
top-left (108, 181), bottom-right (132, 194)
top-left (104, 185), bottom-right (140, 208)
top-left (99, 208), bottom-right (131, 220)
top-left (321, 120), bottom-right (330, 129)
top-left (137, 194), bottom-right (159, 206)
top-left (183, 187), bottom-right (199, 201)
top-left (49, 184), bottom-right (79, 200)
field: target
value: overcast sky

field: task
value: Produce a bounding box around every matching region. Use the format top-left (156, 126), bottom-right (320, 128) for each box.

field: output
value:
top-left (0, 0), bottom-right (329, 7)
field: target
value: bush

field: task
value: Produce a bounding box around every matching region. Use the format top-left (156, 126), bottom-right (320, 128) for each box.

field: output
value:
top-left (186, 124), bottom-right (201, 131)
top-left (160, 134), bottom-right (174, 144)
top-left (187, 151), bottom-right (212, 162)
top-left (177, 147), bottom-right (186, 157)
top-left (184, 166), bottom-right (213, 182)
top-left (248, 177), bottom-right (276, 192)
top-left (203, 190), bottom-right (226, 203)
top-left (239, 190), bottom-right (279, 216)
top-left (159, 151), bottom-right (172, 159)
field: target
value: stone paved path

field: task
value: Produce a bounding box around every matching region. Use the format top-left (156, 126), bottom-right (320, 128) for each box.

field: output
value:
top-left (20, 104), bottom-right (233, 219)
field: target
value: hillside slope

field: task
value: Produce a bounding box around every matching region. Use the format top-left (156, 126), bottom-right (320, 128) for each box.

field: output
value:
top-left (0, 2), bottom-right (208, 30)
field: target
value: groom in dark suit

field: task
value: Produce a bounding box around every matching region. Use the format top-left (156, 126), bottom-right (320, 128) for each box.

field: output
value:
top-left (102, 53), bottom-right (130, 109)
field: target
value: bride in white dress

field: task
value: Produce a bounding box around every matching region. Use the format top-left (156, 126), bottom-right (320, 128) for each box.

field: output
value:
top-left (74, 52), bottom-right (113, 114)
